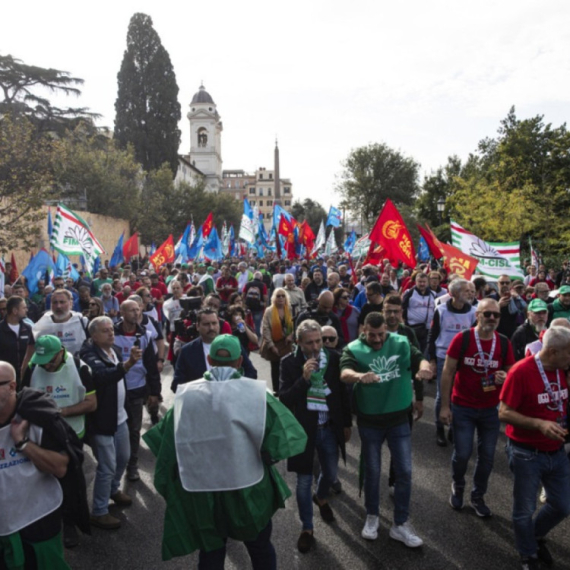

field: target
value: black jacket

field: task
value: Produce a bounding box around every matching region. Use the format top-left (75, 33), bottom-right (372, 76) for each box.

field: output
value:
top-left (79, 340), bottom-right (127, 436)
top-left (0, 318), bottom-right (33, 384)
top-left (279, 348), bottom-right (351, 474)
top-left (511, 321), bottom-right (540, 361)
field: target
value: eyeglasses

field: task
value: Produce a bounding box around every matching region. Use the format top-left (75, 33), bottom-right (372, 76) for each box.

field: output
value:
top-left (498, 281), bottom-right (511, 285)
top-left (89, 303), bottom-right (98, 307)
top-left (481, 311), bottom-right (501, 319)
top-left (275, 294), bottom-right (286, 298)
top-left (322, 336), bottom-right (337, 342)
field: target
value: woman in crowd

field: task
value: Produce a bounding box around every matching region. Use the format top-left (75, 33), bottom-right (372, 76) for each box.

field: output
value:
top-left (333, 287), bottom-right (360, 342)
top-left (260, 287), bottom-right (294, 395)
top-left (226, 304), bottom-right (258, 355)
top-left (87, 297), bottom-right (104, 321)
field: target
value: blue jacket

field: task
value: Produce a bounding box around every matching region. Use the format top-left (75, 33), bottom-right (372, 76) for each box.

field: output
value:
top-left (172, 337), bottom-right (257, 392)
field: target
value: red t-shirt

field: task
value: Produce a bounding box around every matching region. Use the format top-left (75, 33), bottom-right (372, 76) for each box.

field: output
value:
top-left (500, 356), bottom-right (569, 451)
top-left (447, 330), bottom-right (515, 408)
top-left (152, 281), bottom-right (168, 297)
top-left (216, 276), bottom-right (238, 303)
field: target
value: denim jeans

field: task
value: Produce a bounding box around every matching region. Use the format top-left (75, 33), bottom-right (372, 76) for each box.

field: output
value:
top-left (451, 403), bottom-right (500, 498)
top-left (435, 357), bottom-right (445, 429)
top-left (296, 426), bottom-right (339, 531)
top-left (125, 394), bottom-right (144, 471)
top-left (91, 421), bottom-right (130, 516)
top-left (506, 442), bottom-right (570, 558)
top-left (252, 310), bottom-right (263, 337)
top-left (359, 421), bottom-right (412, 525)
top-left (198, 520), bottom-right (276, 570)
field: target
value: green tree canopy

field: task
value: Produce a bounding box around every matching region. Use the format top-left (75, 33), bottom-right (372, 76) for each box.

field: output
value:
top-left (336, 142), bottom-right (420, 229)
top-left (114, 13), bottom-right (181, 176)
top-left (0, 54), bottom-right (98, 136)
top-left (0, 115), bottom-right (61, 252)
top-left (290, 198), bottom-right (327, 230)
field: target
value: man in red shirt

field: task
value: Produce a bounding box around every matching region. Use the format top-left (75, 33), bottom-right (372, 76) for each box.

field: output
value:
top-left (440, 298), bottom-right (515, 517)
top-left (215, 266), bottom-right (238, 306)
top-left (499, 326), bottom-right (570, 570)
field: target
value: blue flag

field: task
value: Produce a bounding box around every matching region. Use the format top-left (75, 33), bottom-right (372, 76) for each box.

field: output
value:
top-left (203, 227), bottom-right (223, 261)
top-left (92, 256), bottom-right (101, 277)
top-left (188, 226), bottom-right (204, 260)
top-left (326, 206), bottom-right (342, 228)
top-left (229, 225), bottom-right (236, 257)
top-left (22, 249), bottom-right (55, 295)
top-left (344, 230), bottom-right (356, 254)
top-left (110, 232), bottom-right (125, 268)
top-left (55, 253), bottom-right (79, 281)
top-left (47, 208), bottom-right (53, 243)
top-left (272, 204), bottom-right (292, 233)
top-left (149, 242), bottom-right (157, 256)
top-left (175, 223), bottom-right (192, 262)
top-left (418, 235), bottom-right (430, 263)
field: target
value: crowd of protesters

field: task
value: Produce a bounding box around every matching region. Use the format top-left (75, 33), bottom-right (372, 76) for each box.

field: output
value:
top-left (1, 252), bottom-right (569, 570)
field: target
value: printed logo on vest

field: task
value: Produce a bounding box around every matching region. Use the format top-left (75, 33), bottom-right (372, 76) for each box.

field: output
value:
top-left (0, 449), bottom-right (4, 460)
top-left (369, 355), bottom-right (401, 383)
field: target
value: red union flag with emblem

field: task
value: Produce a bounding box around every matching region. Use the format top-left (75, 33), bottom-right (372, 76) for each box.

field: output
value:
top-left (440, 242), bottom-right (479, 280)
top-left (202, 213), bottom-right (214, 238)
top-left (150, 235), bottom-right (175, 269)
top-left (368, 199), bottom-right (416, 268)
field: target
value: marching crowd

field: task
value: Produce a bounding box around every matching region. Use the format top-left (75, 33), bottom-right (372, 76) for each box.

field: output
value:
top-left (0, 253), bottom-right (569, 570)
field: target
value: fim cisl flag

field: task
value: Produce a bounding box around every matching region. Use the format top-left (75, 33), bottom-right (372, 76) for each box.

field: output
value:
top-left (450, 220), bottom-right (523, 279)
top-left (50, 204), bottom-right (105, 274)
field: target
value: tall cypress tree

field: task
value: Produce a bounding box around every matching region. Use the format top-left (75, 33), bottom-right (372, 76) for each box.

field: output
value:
top-left (114, 13), bottom-right (181, 175)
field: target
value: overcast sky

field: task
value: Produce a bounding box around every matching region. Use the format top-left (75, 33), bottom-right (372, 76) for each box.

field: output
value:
top-left (3, 0), bottom-right (569, 213)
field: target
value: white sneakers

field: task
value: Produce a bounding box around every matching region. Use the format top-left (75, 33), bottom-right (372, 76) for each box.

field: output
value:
top-left (361, 515), bottom-right (380, 540)
top-left (362, 516), bottom-right (423, 547)
top-left (389, 521), bottom-right (423, 548)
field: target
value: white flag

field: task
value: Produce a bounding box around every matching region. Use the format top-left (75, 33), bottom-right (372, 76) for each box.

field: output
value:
top-left (324, 229), bottom-right (338, 256)
top-left (312, 221), bottom-right (326, 255)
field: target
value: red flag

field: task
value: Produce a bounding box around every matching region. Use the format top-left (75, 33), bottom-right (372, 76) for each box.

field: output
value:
top-left (440, 242), bottom-right (479, 280)
top-left (123, 232), bottom-right (139, 260)
top-left (9, 253), bottom-right (19, 283)
top-left (150, 235), bottom-right (175, 269)
top-left (369, 199), bottom-right (416, 268)
top-left (278, 215), bottom-right (294, 238)
top-left (364, 242), bottom-right (387, 266)
top-left (299, 221), bottom-right (316, 252)
top-left (203, 213), bottom-right (214, 238)
top-left (417, 224), bottom-right (443, 259)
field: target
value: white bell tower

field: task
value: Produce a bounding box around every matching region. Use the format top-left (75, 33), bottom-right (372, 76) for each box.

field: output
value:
top-left (187, 84), bottom-right (223, 192)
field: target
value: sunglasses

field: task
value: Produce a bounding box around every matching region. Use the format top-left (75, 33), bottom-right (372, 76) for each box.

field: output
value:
top-left (481, 311), bottom-right (501, 319)
top-left (498, 281), bottom-right (511, 285)
top-left (275, 294), bottom-right (286, 298)
top-left (323, 336), bottom-right (337, 342)
top-left (89, 303), bottom-right (98, 307)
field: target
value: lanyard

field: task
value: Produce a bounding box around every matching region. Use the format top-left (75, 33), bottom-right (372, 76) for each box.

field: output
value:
top-left (534, 354), bottom-right (564, 413)
top-left (474, 329), bottom-right (496, 378)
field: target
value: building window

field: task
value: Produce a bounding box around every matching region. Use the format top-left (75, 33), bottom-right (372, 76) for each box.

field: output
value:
top-left (259, 200), bottom-right (264, 206)
top-left (197, 127), bottom-right (208, 147)
top-left (284, 200), bottom-right (291, 206)
top-left (249, 188), bottom-right (256, 195)
top-left (269, 173), bottom-right (273, 180)
top-left (284, 187), bottom-right (291, 194)
top-left (259, 173), bottom-right (263, 180)
top-left (258, 188), bottom-right (264, 196)
top-left (250, 200), bottom-right (256, 206)
top-left (267, 200), bottom-right (273, 206)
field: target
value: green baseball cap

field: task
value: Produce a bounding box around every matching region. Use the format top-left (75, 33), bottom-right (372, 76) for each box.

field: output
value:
top-left (528, 299), bottom-right (548, 313)
top-left (559, 285), bottom-right (570, 295)
top-left (31, 335), bottom-right (62, 365)
top-left (209, 334), bottom-right (241, 362)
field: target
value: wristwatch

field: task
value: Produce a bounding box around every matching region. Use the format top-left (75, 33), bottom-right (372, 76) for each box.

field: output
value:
top-left (15, 436), bottom-right (29, 452)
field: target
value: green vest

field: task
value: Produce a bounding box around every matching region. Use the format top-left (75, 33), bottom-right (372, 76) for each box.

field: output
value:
top-left (348, 334), bottom-right (413, 416)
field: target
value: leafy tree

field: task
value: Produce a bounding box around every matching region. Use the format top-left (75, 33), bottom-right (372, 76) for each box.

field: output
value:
top-left (114, 13), bottom-right (181, 176)
top-left (447, 107), bottom-right (570, 256)
top-left (54, 128), bottom-right (143, 222)
top-left (0, 54), bottom-right (98, 135)
top-left (336, 142), bottom-right (420, 229)
top-left (134, 167), bottom-right (241, 245)
top-left (290, 198), bottom-right (327, 230)
top-left (0, 115), bottom-right (61, 252)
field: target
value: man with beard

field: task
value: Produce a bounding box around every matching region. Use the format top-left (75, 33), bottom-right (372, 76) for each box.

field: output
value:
top-left (511, 299), bottom-right (549, 361)
top-left (304, 269), bottom-right (327, 305)
top-left (33, 289), bottom-right (88, 356)
top-left (440, 299), bottom-right (514, 518)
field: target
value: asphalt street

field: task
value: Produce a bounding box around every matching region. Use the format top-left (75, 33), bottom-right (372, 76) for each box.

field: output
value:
top-left (65, 354), bottom-right (570, 570)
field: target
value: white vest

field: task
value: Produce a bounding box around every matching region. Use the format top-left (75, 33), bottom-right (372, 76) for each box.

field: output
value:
top-left (30, 354), bottom-right (87, 435)
top-left (174, 376), bottom-right (266, 492)
top-left (33, 312), bottom-right (87, 356)
top-left (0, 424), bottom-right (63, 536)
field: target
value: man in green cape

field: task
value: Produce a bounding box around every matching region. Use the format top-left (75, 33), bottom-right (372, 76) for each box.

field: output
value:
top-left (143, 334), bottom-right (307, 568)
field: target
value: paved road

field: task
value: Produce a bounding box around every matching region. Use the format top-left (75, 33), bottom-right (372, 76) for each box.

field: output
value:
top-left (66, 354), bottom-right (570, 570)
